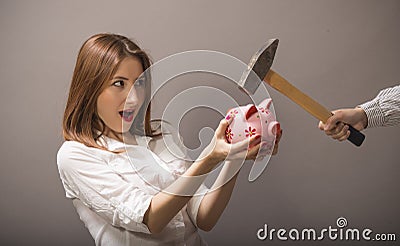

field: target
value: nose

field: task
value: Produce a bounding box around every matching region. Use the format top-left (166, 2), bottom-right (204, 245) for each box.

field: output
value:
top-left (125, 85), bottom-right (140, 108)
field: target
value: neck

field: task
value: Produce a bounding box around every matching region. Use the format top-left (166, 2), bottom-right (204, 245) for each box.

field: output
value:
top-left (104, 129), bottom-right (138, 145)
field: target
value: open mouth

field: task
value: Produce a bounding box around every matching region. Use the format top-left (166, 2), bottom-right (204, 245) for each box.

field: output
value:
top-left (119, 109), bottom-right (135, 122)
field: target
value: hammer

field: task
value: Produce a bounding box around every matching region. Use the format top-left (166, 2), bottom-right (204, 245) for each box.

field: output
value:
top-left (239, 39), bottom-right (365, 146)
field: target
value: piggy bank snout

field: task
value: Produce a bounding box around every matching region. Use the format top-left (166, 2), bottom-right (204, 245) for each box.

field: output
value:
top-left (267, 121), bottom-right (280, 138)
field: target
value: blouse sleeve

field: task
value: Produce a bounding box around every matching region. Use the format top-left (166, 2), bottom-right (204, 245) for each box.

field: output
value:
top-left (358, 85), bottom-right (400, 128)
top-left (57, 141), bottom-right (153, 234)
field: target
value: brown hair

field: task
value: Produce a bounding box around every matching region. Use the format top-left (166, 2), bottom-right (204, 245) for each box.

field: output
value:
top-left (63, 33), bottom-right (158, 150)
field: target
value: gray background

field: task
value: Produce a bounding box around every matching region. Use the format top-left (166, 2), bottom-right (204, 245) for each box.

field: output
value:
top-left (0, 0), bottom-right (399, 245)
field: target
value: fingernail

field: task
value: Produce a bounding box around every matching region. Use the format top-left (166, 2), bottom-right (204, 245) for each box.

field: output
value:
top-left (226, 115), bottom-right (235, 124)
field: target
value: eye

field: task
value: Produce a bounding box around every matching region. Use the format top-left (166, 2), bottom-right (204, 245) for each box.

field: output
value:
top-left (112, 80), bottom-right (125, 87)
top-left (134, 77), bottom-right (146, 88)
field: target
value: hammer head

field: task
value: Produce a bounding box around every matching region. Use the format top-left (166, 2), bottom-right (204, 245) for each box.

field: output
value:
top-left (240, 39), bottom-right (279, 94)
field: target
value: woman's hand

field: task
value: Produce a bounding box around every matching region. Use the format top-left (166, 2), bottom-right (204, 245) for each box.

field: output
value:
top-left (272, 128), bottom-right (283, 155)
top-left (254, 128), bottom-right (283, 161)
top-left (200, 118), bottom-right (263, 165)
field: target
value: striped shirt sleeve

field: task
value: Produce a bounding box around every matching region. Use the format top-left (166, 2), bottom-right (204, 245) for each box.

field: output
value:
top-left (358, 85), bottom-right (400, 128)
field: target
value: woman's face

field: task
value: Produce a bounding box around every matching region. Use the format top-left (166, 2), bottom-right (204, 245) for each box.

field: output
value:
top-left (97, 57), bottom-right (145, 137)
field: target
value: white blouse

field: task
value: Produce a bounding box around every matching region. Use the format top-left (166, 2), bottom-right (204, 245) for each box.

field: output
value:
top-left (57, 133), bottom-right (209, 246)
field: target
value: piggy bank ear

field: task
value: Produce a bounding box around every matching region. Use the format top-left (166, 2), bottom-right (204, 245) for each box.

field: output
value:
top-left (259, 98), bottom-right (273, 110)
top-left (245, 105), bottom-right (258, 120)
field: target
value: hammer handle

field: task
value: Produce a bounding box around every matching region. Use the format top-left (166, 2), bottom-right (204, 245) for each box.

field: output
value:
top-left (264, 69), bottom-right (365, 146)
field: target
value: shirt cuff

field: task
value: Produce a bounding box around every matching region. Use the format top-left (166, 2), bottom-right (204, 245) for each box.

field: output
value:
top-left (112, 194), bottom-right (153, 234)
top-left (358, 99), bottom-right (385, 128)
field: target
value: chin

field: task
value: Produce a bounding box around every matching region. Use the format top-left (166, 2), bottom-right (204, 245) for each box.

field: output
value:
top-left (121, 125), bottom-right (133, 134)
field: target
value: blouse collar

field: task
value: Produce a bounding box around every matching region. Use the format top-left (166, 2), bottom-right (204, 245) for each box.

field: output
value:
top-left (97, 134), bottom-right (153, 151)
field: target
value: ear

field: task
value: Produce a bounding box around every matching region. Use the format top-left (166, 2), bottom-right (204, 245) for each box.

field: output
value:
top-left (245, 105), bottom-right (258, 120)
top-left (259, 98), bottom-right (273, 110)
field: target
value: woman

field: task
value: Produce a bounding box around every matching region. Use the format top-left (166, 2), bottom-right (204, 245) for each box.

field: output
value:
top-left (57, 33), bottom-right (282, 245)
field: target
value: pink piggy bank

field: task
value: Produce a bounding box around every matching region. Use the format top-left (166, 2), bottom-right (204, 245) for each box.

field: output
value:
top-left (225, 98), bottom-right (280, 152)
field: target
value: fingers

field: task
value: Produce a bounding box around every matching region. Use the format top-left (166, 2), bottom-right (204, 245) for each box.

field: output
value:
top-left (325, 122), bottom-right (350, 141)
top-left (230, 134), bottom-right (261, 153)
top-left (324, 111), bottom-right (342, 131)
top-left (234, 129), bottom-right (283, 160)
top-left (318, 121), bottom-right (325, 131)
top-left (319, 110), bottom-right (346, 133)
top-left (227, 128), bottom-right (283, 161)
top-left (258, 129), bottom-right (282, 158)
top-left (318, 110), bottom-right (352, 141)
top-left (225, 135), bottom-right (261, 160)
top-left (275, 129), bottom-right (283, 143)
top-left (335, 125), bottom-right (350, 141)
top-left (215, 118), bottom-right (230, 139)
top-left (246, 143), bottom-right (261, 160)
top-left (325, 122), bottom-right (344, 136)
top-left (251, 132), bottom-right (282, 160)
top-left (254, 142), bottom-right (270, 160)
top-left (272, 129), bottom-right (283, 155)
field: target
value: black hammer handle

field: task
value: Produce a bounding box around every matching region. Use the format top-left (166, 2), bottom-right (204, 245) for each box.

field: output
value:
top-left (346, 124), bottom-right (365, 146)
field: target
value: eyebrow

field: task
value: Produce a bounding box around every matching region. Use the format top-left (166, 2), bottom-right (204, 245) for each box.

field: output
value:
top-left (112, 76), bottom-right (140, 82)
top-left (112, 76), bottom-right (129, 80)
